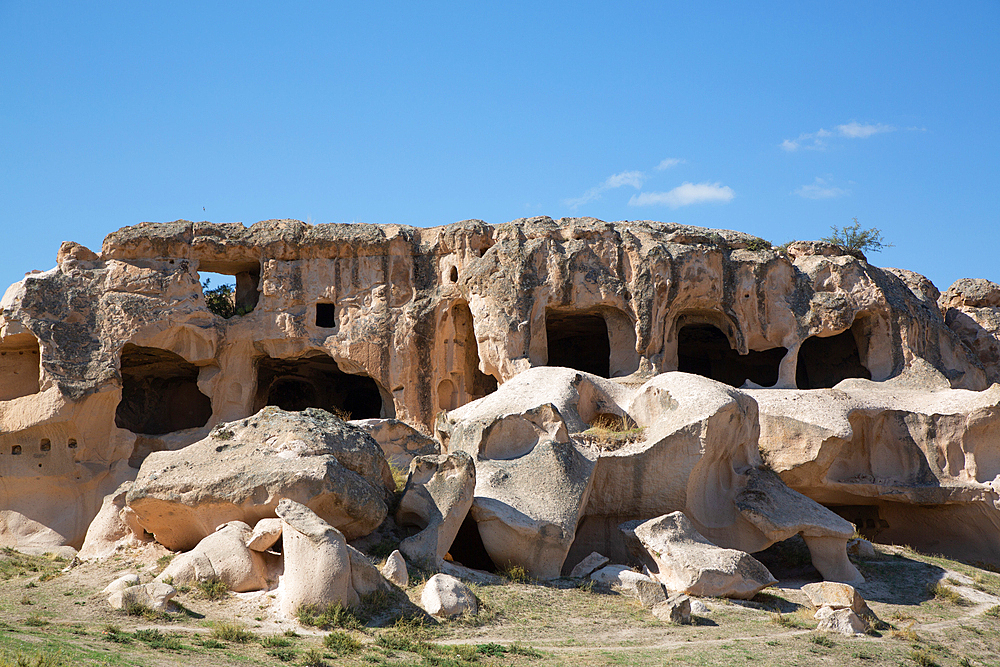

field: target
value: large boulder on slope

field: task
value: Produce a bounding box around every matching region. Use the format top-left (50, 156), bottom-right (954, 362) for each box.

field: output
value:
top-left (396, 451), bottom-right (476, 567)
top-left (623, 512), bottom-right (777, 599)
top-left (156, 521), bottom-right (269, 592)
top-left (127, 407), bottom-right (394, 551)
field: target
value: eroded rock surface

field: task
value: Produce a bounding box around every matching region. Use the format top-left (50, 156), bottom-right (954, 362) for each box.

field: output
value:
top-left (1, 216), bottom-right (998, 572)
top-left (622, 512), bottom-right (777, 599)
top-left (127, 407), bottom-right (393, 550)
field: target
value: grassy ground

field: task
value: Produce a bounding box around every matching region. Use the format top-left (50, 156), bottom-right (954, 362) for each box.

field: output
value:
top-left (1, 544), bottom-right (999, 667)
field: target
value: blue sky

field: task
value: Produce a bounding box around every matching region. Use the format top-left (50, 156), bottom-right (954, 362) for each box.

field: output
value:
top-left (2, 2), bottom-right (997, 293)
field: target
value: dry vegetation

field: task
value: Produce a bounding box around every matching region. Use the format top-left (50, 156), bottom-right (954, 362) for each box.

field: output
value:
top-left (2, 544), bottom-right (1000, 666)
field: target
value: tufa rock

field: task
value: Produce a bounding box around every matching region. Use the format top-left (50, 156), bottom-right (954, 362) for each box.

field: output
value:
top-left (396, 451), bottom-right (476, 568)
top-left (276, 498), bottom-right (358, 616)
top-left (156, 521), bottom-right (268, 592)
top-left (420, 573), bottom-right (478, 618)
top-left (381, 550), bottom-right (409, 588)
top-left (127, 407), bottom-right (393, 551)
top-left (108, 582), bottom-right (176, 612)
top-left (623, 512), bottom-right (777, 599)
top-left (652, 594), bottom-right (692, 624)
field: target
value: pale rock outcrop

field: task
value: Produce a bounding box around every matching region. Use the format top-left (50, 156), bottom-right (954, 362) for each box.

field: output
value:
top-left (108, 582), bottom-right (176, 612)
top-left (381, 550), bottom-right (408, 588)
top-left (570, 552), bottom-right (609, 578)
top-left (2, 216), bottom-right (998, 569)
top-left (102, 573), bottom-right (140, 593)
top-left (623, 512), bottom-right (777, 600)
top-left (815, 606), bottom-right (868, 635)
top-left (396, 451), bottom-right (475, 567)
top-left (352, 418), bottom-right (440, 468)
top-left (652, 594), bottom-right (692, 624)
top-left (156, 521), bottom-right (268, 592)
top-left (276, 498), bottom-right (357, 616)
top-left (439, 368), bottom-right (619, 578)
top-left (751, 381), bottom-right (1000, 566)
top-left (735, 467), bottom-right (862, 584)
top-left (128, 407), bottom-right (393, 551)
top-left (420, 573), bottom-right (478, 618)
top-left (575, 371), bottom-right (856, 579)
top-left (79, 482), bottom-right (151, 560)
top-left (246, 518), bottom-right (282, 552)
top-left (940, 278), bottom-right (1000, 385)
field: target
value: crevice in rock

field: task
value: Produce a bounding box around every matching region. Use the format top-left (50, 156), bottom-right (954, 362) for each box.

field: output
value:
top-left (115, 344), bottom-right (213, 435)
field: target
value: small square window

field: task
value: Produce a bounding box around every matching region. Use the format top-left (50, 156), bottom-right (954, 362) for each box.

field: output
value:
top-left (316, 303), bottom-right (336, 328)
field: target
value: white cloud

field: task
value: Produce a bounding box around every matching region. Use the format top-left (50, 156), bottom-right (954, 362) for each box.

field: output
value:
top-left (794, 177), bottom-right (850, 199)
top-left (782, 121), bottom-right (904, 151)
top-left (629, 182), bottom-right (735, 208)
top-left (565, 170), bottom-right (645, 209)
top-left (836, 121), bottom-right (896, 138)
top-left (655, 158), bottom-right (685, 170)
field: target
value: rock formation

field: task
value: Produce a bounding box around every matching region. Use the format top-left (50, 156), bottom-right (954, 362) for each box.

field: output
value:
top-left (1, 215), bottom-right (998, 577)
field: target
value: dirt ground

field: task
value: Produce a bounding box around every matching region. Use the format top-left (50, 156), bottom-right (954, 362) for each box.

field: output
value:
top-left (2, 541), bottom-right (999, 667)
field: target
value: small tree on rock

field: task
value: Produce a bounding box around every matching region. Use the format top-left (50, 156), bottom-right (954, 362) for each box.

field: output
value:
top-left (821, 218), bottom-right (893, 259)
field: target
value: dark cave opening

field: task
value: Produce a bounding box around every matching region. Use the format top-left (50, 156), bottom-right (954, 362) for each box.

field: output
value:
top-left (254, 354), bottom-right (389, 420)
top-left (546, 311), bottom-right (611, 378)
top-left (677, 324), bottom-right (785, 387)
top-left (115, 344), bottom-right (213, 434)
top-left (447, 513), bottom-right (498, 573)
top-left (796, 327), bottom-right (871, 389)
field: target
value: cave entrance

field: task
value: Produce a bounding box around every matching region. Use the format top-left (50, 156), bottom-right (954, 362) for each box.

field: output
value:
top-left (677, 324), bottom-right (786, 387)
top-left (546, 311), bottom-right (612, 378)
top-left (115, 344), bottom-right (213, 434)
top-left (438, 302), bottom-right (498, 412)
top-left (254, 354), bottom-right (392, 420)
top-left (447, 514), bottom-right (498, 573)
top-left (0, 332), bottom-right (41, 401)
top-left (796, 323), bottom-right (871, 389)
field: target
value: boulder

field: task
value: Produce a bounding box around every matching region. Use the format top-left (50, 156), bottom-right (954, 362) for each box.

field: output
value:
top-left (734, 467), bottom-right (862, 584)
top-left (623, 512), bottom-right (777, 599)
top-left (570, 552), bottom-right (609, 578)
top-left (396, 451), bottom-right (476, 567)
top-left (440, 368), bottom-right (612, 578)
top-left (276, 498), bottom-right (358, 616)
top-left (381, 550), bottom-right (408, 588)
top-left (815, 606), bottom-right (868, 635)
top-left (348, 545), bottom-right (390, 597)
top-left (847, 538), bottom-right (877, 559)
top-left (940, 278), bottom-right (1000, 385)
top-left (575, 373), bottom-right (858, 580)
top-left (246, 518), bottom-right (283, 552)
top-left (156, 521), bottom-right (268, 592)
top-left (420, 573), bottom-right (477, 618)
top-left (801, 582), bottom-right (872, 617)
top-left (79, 482), bottom-right (151, 560)
top-left (127, 407), bottom-right (394, 550)
top-left (652, 594), bottom-right (692, 624)
top-left (352, 418), bottom-right (441, 468)
top-left (590, 564), bottom-right (661, 599)
top-left (108, 582), bottom-right (176, 612)
top-left (102, 573), bottom-right (140, 594)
